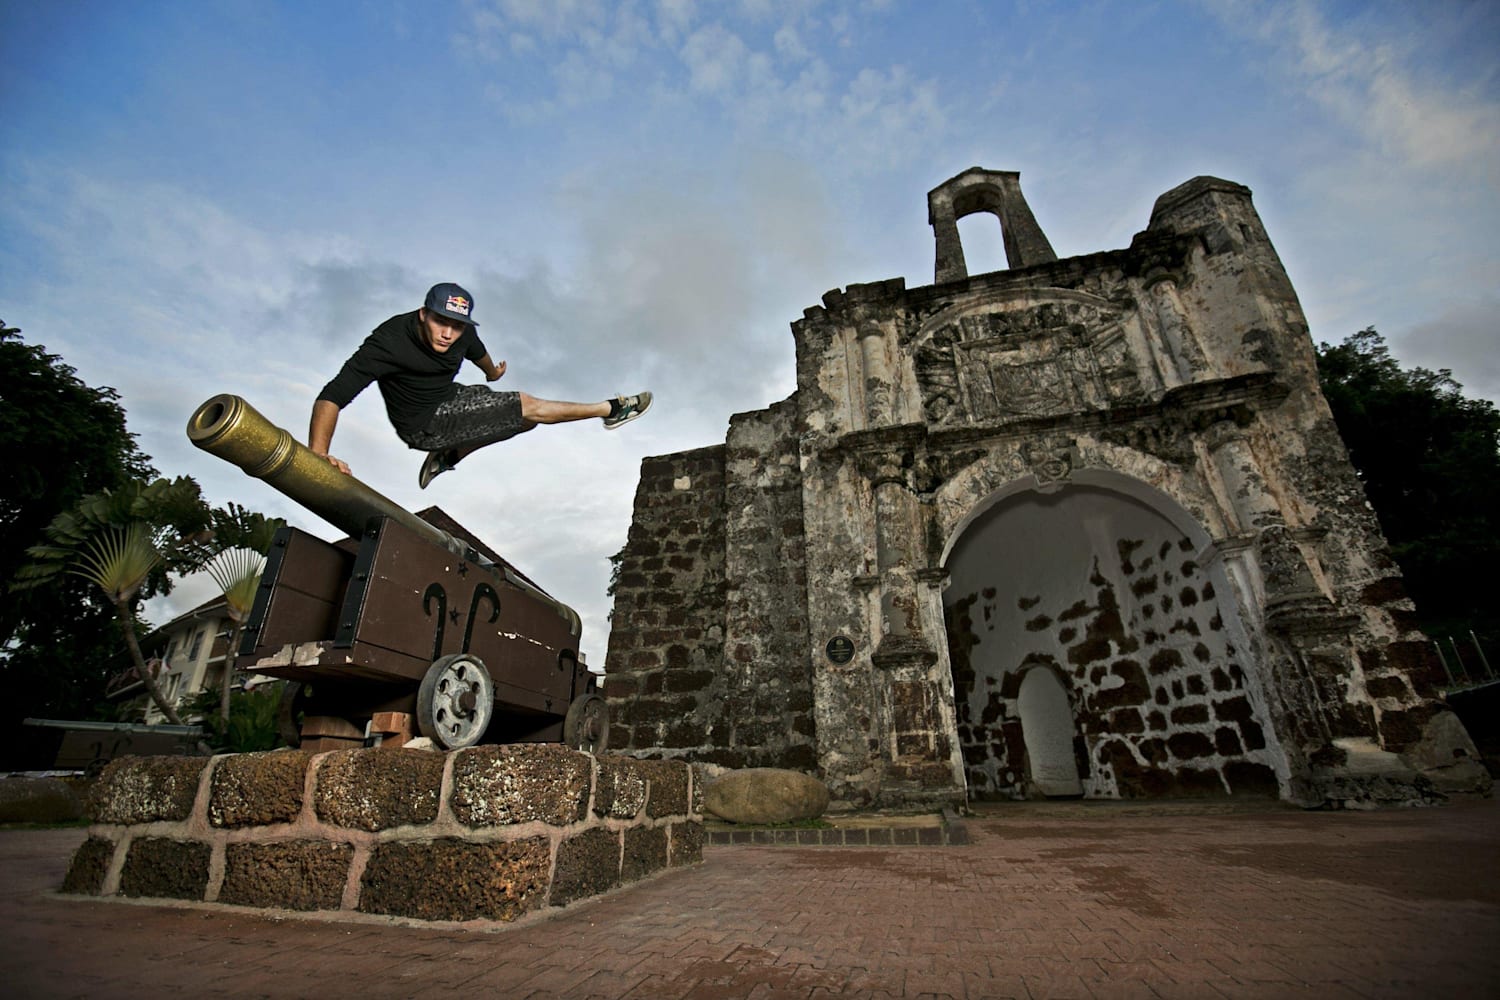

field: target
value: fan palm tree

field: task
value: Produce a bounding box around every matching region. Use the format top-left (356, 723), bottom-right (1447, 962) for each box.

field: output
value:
top-left (13, 477), bottom-right (213, 725)
top-left (199, 503), bottom-right (284, 722)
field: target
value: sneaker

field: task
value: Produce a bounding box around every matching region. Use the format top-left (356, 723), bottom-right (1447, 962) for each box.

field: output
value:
top-left (604, 391), bottom-right (652, 430)
top-left (418, 449), bottom-right (458, 489)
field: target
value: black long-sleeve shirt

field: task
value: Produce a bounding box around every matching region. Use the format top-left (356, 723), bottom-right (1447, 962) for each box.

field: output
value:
top-left (317, 311), bottom-right (487, 436)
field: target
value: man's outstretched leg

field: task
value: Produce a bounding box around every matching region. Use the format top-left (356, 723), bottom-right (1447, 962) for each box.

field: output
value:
top-left (418, 389), bottom-right (652, 488)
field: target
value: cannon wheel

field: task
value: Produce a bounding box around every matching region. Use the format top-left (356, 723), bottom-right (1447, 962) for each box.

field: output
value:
top-left (564, 693), bottom-right (609, 753)
top-left (417, 654), bottom-right (494, 750)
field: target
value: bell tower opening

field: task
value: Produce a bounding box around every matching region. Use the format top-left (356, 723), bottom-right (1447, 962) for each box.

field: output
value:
top-left (928, 167), bottom-right (1057, 284)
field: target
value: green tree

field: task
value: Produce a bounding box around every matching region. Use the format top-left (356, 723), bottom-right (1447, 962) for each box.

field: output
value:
top-left (198, 503), bottom-right (285, 722)
top-left (187, 684), bottom-right (283, 753)
top-left (1316, 328), bottom-right (1500, 652)
top-left (0, 322), bottom-right (158, 752)
top-left (13, 478), bottom-right (215, 725)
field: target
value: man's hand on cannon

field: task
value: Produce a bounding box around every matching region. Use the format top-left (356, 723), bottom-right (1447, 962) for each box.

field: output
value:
top-left (320, 452), bottom-right (351, 475)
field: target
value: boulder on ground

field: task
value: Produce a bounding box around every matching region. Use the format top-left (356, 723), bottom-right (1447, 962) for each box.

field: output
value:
top-left (702, 768), bottom-right (829, 824)
top-left (0, 776), bottom-right (84, 824)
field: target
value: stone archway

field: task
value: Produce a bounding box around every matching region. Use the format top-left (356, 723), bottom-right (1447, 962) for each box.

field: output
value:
top-left (943, 476), bottom-right (1283, 800)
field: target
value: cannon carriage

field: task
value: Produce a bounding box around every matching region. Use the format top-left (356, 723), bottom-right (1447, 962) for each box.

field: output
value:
top-left (187, 394), bottom-right (607, 753)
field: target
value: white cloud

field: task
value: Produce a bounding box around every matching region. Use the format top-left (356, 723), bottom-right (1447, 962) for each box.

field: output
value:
top-left (462, 0), bottom-right (944, 170)
top-left (680, 23), bottom-right (752, 93)
top-left (1207, 0), bottom-right (1500, 180)
top-left (773, 23), bottom-right (810, 62)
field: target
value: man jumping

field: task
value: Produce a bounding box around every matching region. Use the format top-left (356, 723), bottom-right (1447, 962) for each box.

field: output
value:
top-left (310, 282), bottom-right (651, 488)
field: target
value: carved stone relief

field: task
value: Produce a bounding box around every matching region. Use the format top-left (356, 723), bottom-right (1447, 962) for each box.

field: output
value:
top-left (914, 293), bottom-right (1147, 425)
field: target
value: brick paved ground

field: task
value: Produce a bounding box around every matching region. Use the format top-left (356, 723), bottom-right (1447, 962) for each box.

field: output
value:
top-left (3, 797), bottom-right (1496, 999)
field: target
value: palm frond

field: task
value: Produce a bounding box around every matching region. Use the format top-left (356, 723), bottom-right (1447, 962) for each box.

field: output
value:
top-left (203, 546), bottom-right (267, 621)
top-left (68, 522), bottom-right (160, 603)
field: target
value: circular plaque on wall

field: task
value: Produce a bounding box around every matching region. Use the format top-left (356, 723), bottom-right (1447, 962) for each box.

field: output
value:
top-left (825, 634), bottom-right (855, 665)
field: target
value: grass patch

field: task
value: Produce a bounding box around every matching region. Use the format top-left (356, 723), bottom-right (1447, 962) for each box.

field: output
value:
top-left (0, 819), bottom-right (91, 831)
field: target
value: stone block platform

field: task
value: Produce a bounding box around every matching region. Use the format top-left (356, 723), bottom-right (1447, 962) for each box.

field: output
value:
top-left (62, 744), bottom-right (701, 924)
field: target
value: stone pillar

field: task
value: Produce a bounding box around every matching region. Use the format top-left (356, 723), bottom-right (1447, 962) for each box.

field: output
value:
top-left (1204, 422), bottom-right (1371, 767)
top-left (859, 451), bottom-right (963, 805)
top-left (1146, 276), bottom-right (1209, 385)
top-left (929, 200), bottom-right (969, 285)
top-left (1205, 422), bottom-right (1323, 608)
top-left (991, 172), bottom-right (1058, 270)
top-left (857, 320), bottom-right (896, 428)
top-left (868, 458), bottom-right (925, 652)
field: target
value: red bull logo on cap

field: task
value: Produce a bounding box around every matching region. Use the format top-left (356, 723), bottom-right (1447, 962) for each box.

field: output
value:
top-left (445, 295), bottom-right (471, 317)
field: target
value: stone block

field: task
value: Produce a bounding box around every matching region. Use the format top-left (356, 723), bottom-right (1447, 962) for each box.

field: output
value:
top-left (551, 827), bottom-right (621, 906)
top-left (622, 825), bottom-right (668, 881)
top-left (314, 747), bottom-right (444, 831)
top-left (702, 767), bottom-right (830, 824)
top-left (1364, 673), bottom-right (1411, 701)
top-left (91, 756), bottom-right (208, 825)
top-left (220, 841), bottom-right (352, 911)
top-left (778, 743), bottom-right (820, 772)
top-left (1170, 704), bottom-right (1210, 725)
top-left (119, 837), bottom-right (210, 900)
top-left (1223, 760), bottom-right (1279, 796)
top-left (1214, 727), bottom-right (1244, 756)
top-left (636, 759), bottom-right (691, 817)
top-left (1167, 731), bottom-right (1216, 760)
top-left (61, 836), bottom-right (115, 895)
top-left (368, 712), bottom-right (414, 746)
top-left (670, 821), bottom-right (705, 865)
top-left (1397, 709), bottom-right (1493, 795)
top-left (593, 755), bottom-right (648, 819)
top-left (450, 744), bottom-right (590, 827)
top-left (360, 837), bottom-right (551, 922)
top-left (209, 750), bottom-right (313, 828)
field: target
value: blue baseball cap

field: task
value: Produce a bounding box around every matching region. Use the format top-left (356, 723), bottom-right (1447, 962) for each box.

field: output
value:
top-left (424, 282), bottom-right (479, 326)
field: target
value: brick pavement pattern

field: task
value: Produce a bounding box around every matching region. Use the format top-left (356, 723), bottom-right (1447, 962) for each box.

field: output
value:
top-left (3, 798), bottom-right (1496, 999)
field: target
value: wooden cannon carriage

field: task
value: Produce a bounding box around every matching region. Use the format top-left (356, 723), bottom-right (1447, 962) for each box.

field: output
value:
top-left (187, 394), bottom-right (606, 753)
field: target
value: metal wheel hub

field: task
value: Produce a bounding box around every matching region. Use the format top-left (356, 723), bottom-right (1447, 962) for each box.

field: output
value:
top-left (418, 654), bottom-right (494, 749)
top-left (564, 692), bottom-right (609, 753)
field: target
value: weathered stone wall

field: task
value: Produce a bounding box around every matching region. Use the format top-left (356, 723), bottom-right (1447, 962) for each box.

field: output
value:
top-left (605, 446), bottom-right (727, 751)
top-left (605, 407), bottom-right (819, 771)
top-left (64, 747), bottom-right (701, 923)
top-left (719, 401), bottom-right (817, 769)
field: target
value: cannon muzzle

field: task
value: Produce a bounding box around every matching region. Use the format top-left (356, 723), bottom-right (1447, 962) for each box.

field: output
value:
top-left (186, 394), bottom-right (579, 635)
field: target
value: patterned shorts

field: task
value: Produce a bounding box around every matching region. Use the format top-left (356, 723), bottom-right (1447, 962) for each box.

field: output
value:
top-left (400, 384), bottom-right (529, 451)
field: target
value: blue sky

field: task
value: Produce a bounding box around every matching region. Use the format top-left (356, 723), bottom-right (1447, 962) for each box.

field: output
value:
top-left (3, 0), bottom-right (1497, 665)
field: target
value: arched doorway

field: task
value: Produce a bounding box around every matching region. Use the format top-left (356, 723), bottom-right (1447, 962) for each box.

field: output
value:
top-left (943, 475), bottom-right (1282, 800)
top-left (1018, 667), bottom-right (1083, 796)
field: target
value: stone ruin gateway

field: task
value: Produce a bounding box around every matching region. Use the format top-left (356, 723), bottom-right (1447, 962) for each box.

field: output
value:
top-left (604, 167), bottom-right (1492, 810)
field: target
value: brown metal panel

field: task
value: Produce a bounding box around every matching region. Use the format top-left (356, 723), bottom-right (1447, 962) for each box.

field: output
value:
top-left (343, 640), bottom-right (429, 683)
top-left (244, 529), bottom-right (354, 661)
top-left (345, 518), bottom-right (579, 713)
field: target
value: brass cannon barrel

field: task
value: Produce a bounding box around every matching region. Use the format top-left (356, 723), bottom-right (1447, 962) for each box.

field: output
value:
top-left (186, 394), bottom-right (579, 635)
